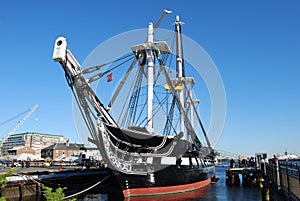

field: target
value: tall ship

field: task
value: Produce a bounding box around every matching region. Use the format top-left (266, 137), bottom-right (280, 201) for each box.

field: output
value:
top-left (52, 10), bottom-right (216, 198)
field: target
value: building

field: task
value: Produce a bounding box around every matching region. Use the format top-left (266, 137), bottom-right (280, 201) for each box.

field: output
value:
top-left (2, 132), bottom-right (67, 154)
top-left (41, 142), bottom-right (85, 161)
top-left (7, 146), bottom-right (35, 155)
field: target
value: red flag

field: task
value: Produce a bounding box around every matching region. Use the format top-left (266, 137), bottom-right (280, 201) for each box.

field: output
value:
top-left (107, 73), bottom-right (113, 82)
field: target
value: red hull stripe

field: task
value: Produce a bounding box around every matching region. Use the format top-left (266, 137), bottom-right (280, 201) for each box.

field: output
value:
top-left (123, 178), bottom-right (211, 197)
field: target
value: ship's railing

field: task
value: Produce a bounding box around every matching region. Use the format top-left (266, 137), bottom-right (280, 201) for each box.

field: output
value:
top-left (266, 161), bottom-right (300, 201)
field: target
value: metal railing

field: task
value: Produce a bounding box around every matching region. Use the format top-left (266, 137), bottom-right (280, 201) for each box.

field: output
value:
top-left (266, 162), bottom-right (300, 201)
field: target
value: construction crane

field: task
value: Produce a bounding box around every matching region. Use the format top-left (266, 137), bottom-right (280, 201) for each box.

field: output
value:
top-left (4, 104), bottom-right (39, 139)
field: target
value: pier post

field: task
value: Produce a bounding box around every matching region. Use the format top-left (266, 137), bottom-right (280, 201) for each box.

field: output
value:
top-left (18, 183), bottom-right (23, 200)
top-left (277, 163), bottom-right (281, 189)
top-left (298, 168), bottom-right (300, 183)
top-left (285, 165), bottom-right (291, 200)
top-left (234, 173), bottom-right (240, 185)
top-left (225, 169), bottom-right (229, 185)
top-left (242, 172), bottom-right (248, 186)
top-left (36, 183), bottom-right (40, 199)
top-left (226, 172), bottom-right (239, 185)
top-left (279, 163), bottom-right (283, 190)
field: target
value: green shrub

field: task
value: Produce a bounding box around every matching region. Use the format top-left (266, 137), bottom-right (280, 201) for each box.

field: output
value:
top-left (0, 169), bottom-right (14, 189)
top-left (42, 185), bottom-right (76, 201)
top-left (0, 168), bottom-right (15, 201)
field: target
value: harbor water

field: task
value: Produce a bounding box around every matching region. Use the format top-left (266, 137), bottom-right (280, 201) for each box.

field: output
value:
top-left (78, 166), bottom-right (262, 201)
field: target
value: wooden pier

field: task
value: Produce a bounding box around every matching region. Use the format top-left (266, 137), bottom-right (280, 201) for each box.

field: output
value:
top-left (226, 167), bottom-right (259, 186)
top-left (225, 161), bottom-right (300, 201)
top-left (0, 166), bottom-right (111, 200)
top-left (1, 180), bottom-right (40, 201)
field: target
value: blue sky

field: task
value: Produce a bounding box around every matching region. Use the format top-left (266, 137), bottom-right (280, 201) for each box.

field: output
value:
top-left (1, 1), bottom-right (299, 157)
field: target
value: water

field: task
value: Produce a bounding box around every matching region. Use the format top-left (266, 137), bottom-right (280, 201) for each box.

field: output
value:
top-left (80, 166), bottom-right (262, 201)
top-left (280, 160), bottom-right (300, 166)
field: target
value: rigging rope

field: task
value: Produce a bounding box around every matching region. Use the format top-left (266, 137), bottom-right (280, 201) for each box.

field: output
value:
top-left (87, 55), bottom-right (135, 83)
top-left (21, 171), bottom-right (110, 200)
top-left (121, 68), bottom-right (141, 126)
top-left (82, 53), bottom-right (133, 75)
top-left (119, 52), bottom-right (177, 131)
top-left (64, 174), bottom-right (110, 200)
top-left (156, 55), bottom-right (204, 149)
top-left (137, 90), bottom-right (172, 128)
top-left (119, 65), bottom-right (143, 127)
top-left (72, 87), bottom-right (98, 141)
top-left (163, 97), bottom-right (176, 135)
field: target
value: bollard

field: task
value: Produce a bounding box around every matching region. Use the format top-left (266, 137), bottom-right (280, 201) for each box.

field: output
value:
top-left (261, 187), bottom-right (270, 201)
top-left (258, 177), bottom-right (263, 189)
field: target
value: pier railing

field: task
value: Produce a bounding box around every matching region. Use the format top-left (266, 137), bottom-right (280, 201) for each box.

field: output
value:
top-left (266, 162), bottom-right (300, 201)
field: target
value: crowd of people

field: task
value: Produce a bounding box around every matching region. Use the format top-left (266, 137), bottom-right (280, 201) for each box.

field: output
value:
top-left (230, 157), bottom-right (256, 168)
top-left (229, 155), bottom-right (279, 168)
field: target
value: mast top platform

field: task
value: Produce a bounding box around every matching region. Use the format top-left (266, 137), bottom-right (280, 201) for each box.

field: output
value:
top-left (131, 41), bottom-right (171, 56)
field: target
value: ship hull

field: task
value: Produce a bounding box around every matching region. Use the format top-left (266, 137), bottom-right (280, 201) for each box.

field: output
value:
top-left (113, 164), bottom-right (215, 197)
top-left (92, 123), bottom-right (216, 197)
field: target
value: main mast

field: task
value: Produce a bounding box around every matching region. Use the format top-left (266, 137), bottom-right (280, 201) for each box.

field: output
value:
top-left (175, 15), bottom-right (186, 139)
top-left (147, 22), bottom-right (154, 133)
top-left (131, 20), bottom-right (171, 134)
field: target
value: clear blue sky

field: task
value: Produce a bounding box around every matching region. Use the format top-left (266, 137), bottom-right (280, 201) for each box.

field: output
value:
top-left (1, 1), bottom-right (299, 157)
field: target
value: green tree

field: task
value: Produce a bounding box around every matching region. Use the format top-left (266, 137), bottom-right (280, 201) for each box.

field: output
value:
top-left (0, 168), bottom-right (15, 201)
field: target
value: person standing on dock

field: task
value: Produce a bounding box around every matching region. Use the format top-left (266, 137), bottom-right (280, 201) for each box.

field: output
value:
top-left (230, 158), bottom-right (235, 168)
top-left (272, 155), bottom-right (278, 165)
top-left (249, 157), bottom-right (255, 167)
